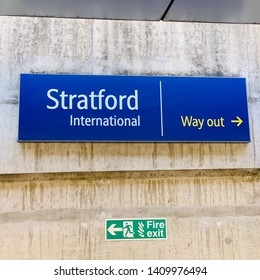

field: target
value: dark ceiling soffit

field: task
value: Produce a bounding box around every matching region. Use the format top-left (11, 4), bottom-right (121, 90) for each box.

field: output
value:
top-left (164, 0), bottom-right (260, 24)
top-left (0, 0), bottom-right (172, 21)
top-left (0, 0), bottom-right (260, 24)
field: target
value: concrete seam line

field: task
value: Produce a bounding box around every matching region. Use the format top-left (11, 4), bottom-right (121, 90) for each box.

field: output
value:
top-left (0, 168), bottom-right (260, 182)
top-left (0, 206), bottom-right (260, 223)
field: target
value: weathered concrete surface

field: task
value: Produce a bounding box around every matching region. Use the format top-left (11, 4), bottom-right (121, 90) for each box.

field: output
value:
top-left (0, 170), bottom-right (259, 259)
top-left (0, 17), bottom-right (259, 174)
top-left (0, 16), bottom-right (260, 260)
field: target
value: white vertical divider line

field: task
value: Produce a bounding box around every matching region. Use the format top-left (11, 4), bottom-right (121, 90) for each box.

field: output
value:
top-left (159, 81), bottom-right (164, 137)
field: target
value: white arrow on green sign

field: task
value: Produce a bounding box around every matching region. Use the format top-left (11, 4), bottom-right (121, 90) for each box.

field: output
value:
top-left (106, 218), bottom-right (167, 240)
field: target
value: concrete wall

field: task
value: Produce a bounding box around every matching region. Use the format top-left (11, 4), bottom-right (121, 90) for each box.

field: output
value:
top-left (0, 16), bottom-right (260, 259)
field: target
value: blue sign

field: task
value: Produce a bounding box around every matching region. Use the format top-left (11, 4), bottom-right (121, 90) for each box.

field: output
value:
top-left (18, 74), bottom-right (250, 142)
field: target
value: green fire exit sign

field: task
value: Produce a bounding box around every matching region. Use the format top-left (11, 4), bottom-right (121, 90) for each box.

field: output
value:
top-left (105, 218), bottom-right (167, 240)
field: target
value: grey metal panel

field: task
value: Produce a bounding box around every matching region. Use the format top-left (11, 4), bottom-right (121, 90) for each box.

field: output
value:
top-left (166, 0), bottom-right (260, 24)
top-left (0, 0), bottom-right (171, 20)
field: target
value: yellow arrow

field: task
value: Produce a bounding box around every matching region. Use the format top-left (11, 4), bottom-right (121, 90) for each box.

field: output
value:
top-left (231, 116), bottom-right (243, 127)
